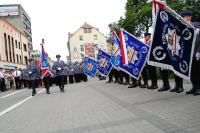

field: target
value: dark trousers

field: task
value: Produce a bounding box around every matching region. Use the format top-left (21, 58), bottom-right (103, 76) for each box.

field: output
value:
top-left (69, 75), bottom-right (74, 84)
top-left (15, 77), bottom-right (21, 89)
top-left (0, 78), bottom-right (6, 92)
top-left (64, 75), bottom-right (68, 84)
top-left (124, 73), bottom-right (130, 83)
top-left (74, 74), bottom-right (80, 83)
top-left (160, 69), bottom-right (170, 87)
top-left (28, 80), bottom-right (32, 89)
top-left (43, 76), bottom-right (50, 92)
top-left (130, 77), bottom-right (137, 85)
top-left (147, 65), bottom-right (157, 86)
top-left (142, 66), bottom-right (148, 83)
top-left (56, 75), bottom-right (65, 90)
top-left (174, 75), bottom-right (183, 88)
top-left (81, 73), bottom-right (87, 82)
top-left (108, 69), bottom-right (114, 82)
top-left (31, 80), bottom-right (37, 93)
top-left (191, 58), bottom-right (200, 88)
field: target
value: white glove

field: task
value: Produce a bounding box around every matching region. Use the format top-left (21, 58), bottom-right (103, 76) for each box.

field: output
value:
top-left (196, 52), bottom-right (200, 61)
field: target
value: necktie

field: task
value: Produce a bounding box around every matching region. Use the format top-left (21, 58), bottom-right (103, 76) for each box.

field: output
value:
top-left (16, 71), bottom-right (18, 77)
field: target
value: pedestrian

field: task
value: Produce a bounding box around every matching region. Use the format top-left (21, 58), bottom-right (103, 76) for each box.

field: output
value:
top-left (52, 54), bottom-right (66, 92)
top-left (12, 67), bottom-right (21, 89)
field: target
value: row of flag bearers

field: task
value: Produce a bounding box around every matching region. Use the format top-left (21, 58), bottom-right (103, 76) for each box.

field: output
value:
top-left (84, 1), bottom-right (200, 96)
top-left (24, 39), bottom-right (87, 96)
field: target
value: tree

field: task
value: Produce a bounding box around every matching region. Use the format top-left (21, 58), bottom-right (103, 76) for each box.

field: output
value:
top-left (118, 0), bottom-right (200, 34)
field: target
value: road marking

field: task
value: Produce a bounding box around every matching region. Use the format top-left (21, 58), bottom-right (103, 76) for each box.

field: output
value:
top-left (0, 89), bottom-right (27, 99)
top-left (0, 89), bottom-right (45, 117)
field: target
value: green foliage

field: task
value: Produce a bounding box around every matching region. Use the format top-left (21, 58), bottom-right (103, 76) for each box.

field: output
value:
top-left (118, 0), bottom-right (200, 34)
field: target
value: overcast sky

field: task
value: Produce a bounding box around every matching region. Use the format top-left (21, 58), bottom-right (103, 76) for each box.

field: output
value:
top-left (1, 0), bottom-right (126, 60)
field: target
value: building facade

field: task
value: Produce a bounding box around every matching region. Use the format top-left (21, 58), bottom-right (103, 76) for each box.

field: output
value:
top-left (0, 18), bottom-right (29, 69)
top-left (67, 22), bottom-right (108, 63)
top-left (0, 4), bottom-right (32, 55)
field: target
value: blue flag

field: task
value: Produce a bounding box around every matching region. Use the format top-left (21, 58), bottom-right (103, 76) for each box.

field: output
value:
top-left (148, 1), bottom-right (196, 80)
top-left (41, 42), bottom-right (53, 78)
top-left (110, 32), bottom-right (122, 68)
top-left (119, 29), bottom-right (149, 79)
top-left (97, 49), bottom-right (113, 76)
top-left (84, 57), bottom-right (97, 77)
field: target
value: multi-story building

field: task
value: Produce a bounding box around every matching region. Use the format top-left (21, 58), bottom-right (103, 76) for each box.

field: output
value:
top-left (0, 17), bottom-right (29, 69)
top-left (0, 4), bottom-right (32, 55)
top-left (67, 22), bottom-right (109, 63)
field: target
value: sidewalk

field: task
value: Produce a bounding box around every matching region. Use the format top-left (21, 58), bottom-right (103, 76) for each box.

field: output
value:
top-left (0, 79), bottom-right (200, 133)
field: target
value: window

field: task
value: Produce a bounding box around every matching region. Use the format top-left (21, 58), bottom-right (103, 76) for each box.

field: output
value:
top-left (15, 40), bottom-right (18, 48)
top-left (24, 56), bottom-right (28, 65)
top-left (88, 28), bottom-right (92, 33)
top-left (8, 35), bottom-right (12, 62)
top-left (84, 28), bottom-right (92, 33)
top-left (79, 35), bottom-right (83, 41)
top-left (23, 43), bottom-right (27, 52)
top-left (19, 42), bottom-right (21, 49)
top-left (84, 28), bottom-right (87, 33)
top-left (94, 35), bottom-right (98, 40)
top-left (20, 55), bottom-right (22, 63)
top-left (16, 54), bottom-right (19, 63)
top-left (80, 45), bottom-right (84, 51)
top-left (4, 33), bottom-right (8, 61)
top-left (11, 37), bottom-right (15, 62)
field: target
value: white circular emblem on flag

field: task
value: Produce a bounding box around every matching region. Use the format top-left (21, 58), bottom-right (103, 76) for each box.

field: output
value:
top-left (133, 68), bottom-right (139, 75)
top-left (153, 46), bottom-right (166, 61)
top-left (124, 34), bottom-right (129, 41)
top-left (182, 28), bottom-right (192, 40)
top-left (179, 60), bottom-right (188, 73)
top-left (141, 46), bottom-right (148, 54)
top-left (160, 11), bottom-right (169, 22)
top-left (42, 61), bottom-right (48, 67)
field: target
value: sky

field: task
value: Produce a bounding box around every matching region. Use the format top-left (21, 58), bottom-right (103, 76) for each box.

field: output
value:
top-left (1, 0), bottom-right (126, 61)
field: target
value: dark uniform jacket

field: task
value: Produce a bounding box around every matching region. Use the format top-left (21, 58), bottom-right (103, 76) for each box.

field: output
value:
top-left (52, 60), bottom-right (66, 76)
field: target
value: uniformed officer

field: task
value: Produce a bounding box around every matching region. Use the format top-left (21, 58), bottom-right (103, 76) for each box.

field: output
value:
top-left (143, 33), bottom-right (158, 89)
top-left (52, 54), bottom-right (66, 92)
top-left (26, 58), bottom-right (40, 96)
top-left (181, 13), bottom-right (200, 95)
top-left (42, 66), bottom-right (53, 94)
top-left (169, 13), bottom-right (194, 94)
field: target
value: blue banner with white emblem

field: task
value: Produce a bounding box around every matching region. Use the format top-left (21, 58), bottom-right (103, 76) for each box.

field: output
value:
top-left (84, 57), bottom-right (97, 77)
top-left (148, 3), bottom-right (196, 80)
top-left (97, 49), bottom-right (113, 76)
top-left (110, 32), bottom-right (122, 68)
top-left (120, 29), bottom-right (149, 80)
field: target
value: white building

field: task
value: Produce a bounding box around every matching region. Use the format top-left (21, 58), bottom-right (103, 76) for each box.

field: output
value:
top-left (67, 22), bottom-right (108, 63)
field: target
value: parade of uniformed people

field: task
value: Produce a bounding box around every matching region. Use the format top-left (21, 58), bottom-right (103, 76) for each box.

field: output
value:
top-left (0, 0), bottom-right (200, 133)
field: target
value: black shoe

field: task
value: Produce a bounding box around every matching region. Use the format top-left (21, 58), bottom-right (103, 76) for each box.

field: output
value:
top-left (106, 81), bottom-right (112, 83)
top-left (32, 91), bottom-right (35, 96)
top-left (149, 85), bottom-right (158, 90)
top-left (158, 86), bottom-right (170, 92)
top-left (124, 82), bottom-right (129, 85)
top-left (170, 87), bottom-right (178, 92)
top-left (176, 87), bottom-right (184, 93)
top-left (46, 91), bottom-right (50, 94)
top-left (193, 89), bottom-right (200, 96)
top-left (186, 88), bottom-right (195, 94)
top-left (128, 84), bottom-right (138, 88)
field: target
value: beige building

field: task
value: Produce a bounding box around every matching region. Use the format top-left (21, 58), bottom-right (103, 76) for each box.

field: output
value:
top-left (67, 22), bottom-right (109, 63)
top-left (0, 17), bottom-right (29, 69)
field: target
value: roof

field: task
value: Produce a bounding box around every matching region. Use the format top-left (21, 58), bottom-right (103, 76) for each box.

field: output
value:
top-left (68, 22), bottom-right (105, 39)
top-left (80, 22), bottom-right (94, 29)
